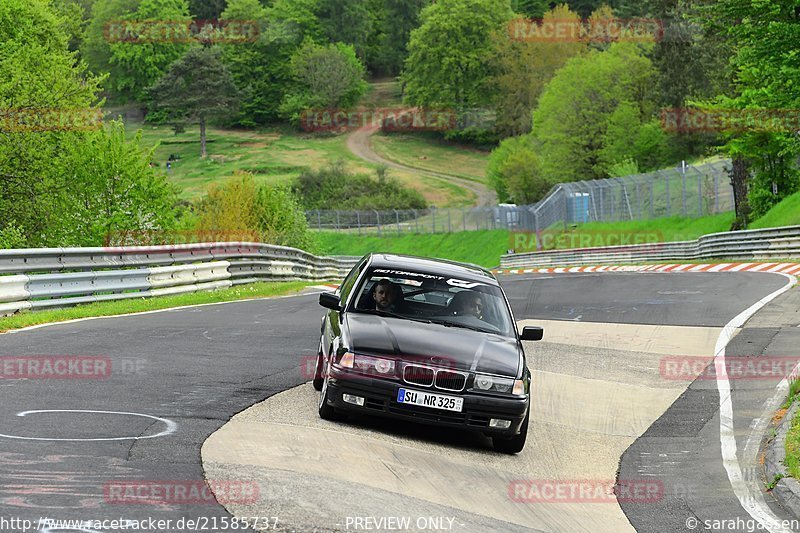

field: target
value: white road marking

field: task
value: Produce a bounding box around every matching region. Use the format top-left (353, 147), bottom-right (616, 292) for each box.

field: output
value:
top-left (714, 272), bottom-right (797, 532)
top-left (0, 410), bottom-right (177, 442)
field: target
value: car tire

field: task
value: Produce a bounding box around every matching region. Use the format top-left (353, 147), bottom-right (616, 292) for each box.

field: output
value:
top-left (318, 367), bottom-right (343, 421)
top-left (312, 351), bottom-right (324, 392)
top-left (492, 407), bottom-right (529, 454)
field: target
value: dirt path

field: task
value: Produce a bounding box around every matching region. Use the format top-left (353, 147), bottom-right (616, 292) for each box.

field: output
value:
top-left (347, 124), bottom-right (497, 207)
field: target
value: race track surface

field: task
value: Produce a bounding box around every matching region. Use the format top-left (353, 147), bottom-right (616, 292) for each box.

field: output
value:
top-left (0, 272), bottom-right (795, 532)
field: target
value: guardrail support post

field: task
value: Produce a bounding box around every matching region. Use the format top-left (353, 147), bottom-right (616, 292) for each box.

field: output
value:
top-left (394, 209), bottom-right (401, 235)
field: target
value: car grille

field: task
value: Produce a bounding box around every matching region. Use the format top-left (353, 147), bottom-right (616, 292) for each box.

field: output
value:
top-left (403, 365), bottom-right (435, 387)
top-left (403, 364), bottom-right (467, 392)
top-left (435, 371), bottom-right (467, 392)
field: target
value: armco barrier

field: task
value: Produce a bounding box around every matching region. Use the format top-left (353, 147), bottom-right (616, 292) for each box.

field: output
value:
top-left (0, 243), bottom-right (359, 316)
top-left (501, 225), bottom-right (800, 268)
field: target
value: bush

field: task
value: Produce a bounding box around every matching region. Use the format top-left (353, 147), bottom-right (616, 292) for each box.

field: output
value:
top-left (294, 162), bottom-right (427, 211)
top-left (195, 171), bottom-right (314, 250)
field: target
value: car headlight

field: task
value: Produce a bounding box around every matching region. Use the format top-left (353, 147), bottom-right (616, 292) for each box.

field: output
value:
top-left (473, 374), bottom-right (524, 394)
top-left (353, 354), bottom-right (396, 376)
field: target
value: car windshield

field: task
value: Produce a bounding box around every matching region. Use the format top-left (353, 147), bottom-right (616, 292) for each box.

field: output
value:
top-left (351, 268), bottom-right (515, 337)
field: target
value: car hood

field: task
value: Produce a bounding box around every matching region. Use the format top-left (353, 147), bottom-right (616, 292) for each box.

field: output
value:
top-left (344, 314), bottom-right (521, 376)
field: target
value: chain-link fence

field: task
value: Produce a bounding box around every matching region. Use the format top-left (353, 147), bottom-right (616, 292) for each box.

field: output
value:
top-left (307, 160), bottom-right (733, 235)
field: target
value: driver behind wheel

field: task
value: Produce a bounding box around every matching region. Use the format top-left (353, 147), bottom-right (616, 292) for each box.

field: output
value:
top-left (372, 279), bottom-right (403, 312)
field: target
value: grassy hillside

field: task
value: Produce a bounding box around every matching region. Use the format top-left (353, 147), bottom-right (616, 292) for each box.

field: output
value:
top-left (750, 191), bottom-right (800, 229)
top-left (370, 132), bottom-right (489, 183)
top-left (120, 119), bottom-right (471, 206)
top-left (316, 230), bottom-right (510, 268)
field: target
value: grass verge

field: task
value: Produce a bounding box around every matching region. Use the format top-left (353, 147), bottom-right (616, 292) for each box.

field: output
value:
top-left (316, 230), bottom-right (510, 269)
top-left (785, 378), bottom-right (800, 478)
top-left (537, 213), bottom-right (736, 249)
top-left (0, 281), bottom-right (314, 333)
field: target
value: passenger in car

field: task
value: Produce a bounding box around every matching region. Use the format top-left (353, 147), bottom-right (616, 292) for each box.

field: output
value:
top-left (450, 291), bottom-right (483, 318)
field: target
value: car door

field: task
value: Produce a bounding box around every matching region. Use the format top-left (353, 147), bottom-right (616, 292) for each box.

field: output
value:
top-left (322, 257), bottom-right (368, 364)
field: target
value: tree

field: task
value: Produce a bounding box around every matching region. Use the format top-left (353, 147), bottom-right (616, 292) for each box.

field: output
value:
top-left (83, 0), bottom-right (191, 102)
top-left (279, 41), bottom-right (369, 122)
top-left (0, 0), bottom-right (101, 244)
top-left (316, 0), bottom-right (375, 64)
top-left (699, 0), bottom-right (800, 223)
top-left (51, 0), bottom-right (92, 52)
top-left (148, 46), bottom-right (239, 158)
top-left (55, 121), bottom-right (178, 246)
top-left (599, 102), bottom-right (669, 171)
top-left (531, 42), bottom-right (659, 182)
top-left (1, 0), bottom-right (178, 247)
top-left (511, 0), bottom-right (550, 17)
top-left (375, 0), bottom-right (429, 75)
top-left (188, 0), bottom-right (226, 20)
top-left (402, 0), bottom-right (515, 110)
top-left (490, 4), bottom-right (585, 138)
top-left (219, 0), bottom-right (324, 125)
top-left (487, 135), bottom-right (552, 204)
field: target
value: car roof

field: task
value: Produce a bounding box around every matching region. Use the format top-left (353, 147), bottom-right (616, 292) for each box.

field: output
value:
top-left (364, 253), bottom-right (498, 284)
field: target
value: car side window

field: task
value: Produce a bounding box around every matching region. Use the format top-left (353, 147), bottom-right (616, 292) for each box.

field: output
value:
top-left (338, 259), bottom-right (367, 305)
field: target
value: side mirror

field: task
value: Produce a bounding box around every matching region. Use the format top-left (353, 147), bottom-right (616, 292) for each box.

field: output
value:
top-left (520, 326), bottom-right (544, 342)
top-left (319, 292), bottom-right (342, 311)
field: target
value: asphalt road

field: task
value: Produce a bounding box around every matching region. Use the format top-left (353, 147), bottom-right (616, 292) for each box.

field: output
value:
top-left (0, 272), bottom-right (793, 532)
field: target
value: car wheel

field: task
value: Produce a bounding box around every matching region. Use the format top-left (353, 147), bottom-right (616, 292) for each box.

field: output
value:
top-left (318, 366), bottom-right (341, 421)
top-left (492, 407), bottom-right (529, 454)
top-left (312, 350), bottom-right (324, 392)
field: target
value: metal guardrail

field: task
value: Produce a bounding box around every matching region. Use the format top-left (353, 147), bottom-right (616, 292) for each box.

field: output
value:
top-left (0, 243), bottom-right (360, 316)
top-left (501, 226), bottom-right (800, 268)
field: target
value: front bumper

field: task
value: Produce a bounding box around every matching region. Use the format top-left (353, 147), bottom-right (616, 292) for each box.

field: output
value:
top-left (324, 366), bottom-right (529, 436)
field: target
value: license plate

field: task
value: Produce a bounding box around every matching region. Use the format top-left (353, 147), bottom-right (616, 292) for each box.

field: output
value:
top-left (397, 388), bottom-right (464, 412)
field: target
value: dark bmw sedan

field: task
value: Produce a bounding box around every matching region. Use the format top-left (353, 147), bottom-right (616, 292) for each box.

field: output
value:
top-left (313, 254), bottom-right (543, 454)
